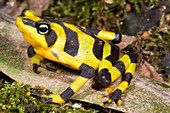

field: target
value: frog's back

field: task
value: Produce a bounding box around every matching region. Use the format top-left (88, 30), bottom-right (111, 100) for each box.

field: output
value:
top-left (49, 18), bottom-right (120, 69)
top-left (16, 11), bottom-right (119, 70)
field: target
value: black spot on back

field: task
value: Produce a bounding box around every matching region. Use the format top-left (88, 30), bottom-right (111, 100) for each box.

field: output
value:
top-left (93, 38), bottom-right (105, 60)
top-left (63, 28), bottom-right (79, 56)
top-left (46, 19), bottom-right (79, 56)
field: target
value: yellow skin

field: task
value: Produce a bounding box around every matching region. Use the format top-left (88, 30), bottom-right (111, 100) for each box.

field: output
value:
top-left (16, 9), bottom-right (137, 105)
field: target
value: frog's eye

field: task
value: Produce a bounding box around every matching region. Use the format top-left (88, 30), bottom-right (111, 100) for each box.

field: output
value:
top-left (37, 24), bottom-right (50, 35)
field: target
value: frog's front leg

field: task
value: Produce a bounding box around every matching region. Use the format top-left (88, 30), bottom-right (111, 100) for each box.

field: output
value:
top-left (27, 61), bottom-right (95, 104)
top-left (28, 46), bottom-right (61, 74)
top-left (97, 52), bottom-right (137, 105)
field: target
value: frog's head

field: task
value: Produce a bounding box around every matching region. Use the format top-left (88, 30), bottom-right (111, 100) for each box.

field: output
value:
top-left (16, 9), bottom-right (56, 49)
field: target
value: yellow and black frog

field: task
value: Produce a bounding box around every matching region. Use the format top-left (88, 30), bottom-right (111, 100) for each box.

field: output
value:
top-left (16, 9), bottom-right (137, 106)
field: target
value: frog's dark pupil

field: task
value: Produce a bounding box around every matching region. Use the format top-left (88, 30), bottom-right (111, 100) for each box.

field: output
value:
top-left (40, 27), bottom-right (48, 32)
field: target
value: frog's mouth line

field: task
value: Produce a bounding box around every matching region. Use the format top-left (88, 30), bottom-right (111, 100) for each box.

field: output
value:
top-left (16, 18), bottom-right (24, 32)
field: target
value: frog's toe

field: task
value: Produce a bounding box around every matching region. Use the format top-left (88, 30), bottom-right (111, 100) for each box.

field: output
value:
top-left (99, 99), bottom-right (112, 106)
top-left (26, 91), bottom-right (65, 104)
top-left (98, 89), bottom-right (122, 106)
top-left (26, 91), bottom-right (53, 104)
top-left (56, 70), bottom-right (62, 74)
top-left (46, 65), bottom-right (61, 74)
top-left (41, 98), bottom-right (53, 104)
top-left (33, 64), bottom-right (41, 74)
top-left (109, 89), bottom-right (122, 105)
top-left (43, 89), bottom-right (52, 94)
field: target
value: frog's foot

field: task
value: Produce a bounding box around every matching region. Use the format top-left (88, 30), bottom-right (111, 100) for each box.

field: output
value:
top-left (26, 89), bottom-right (65, 104)
top-left (109, 89), bottom-right (122, 104)
top-left (33, 63), bottom-right (61, 74)
top-left (33, 64), bottom-right (42, 74)
top-left (46, 65), bottom-right (62, 74)
top-left (98, 87), bottom-right (122, 106)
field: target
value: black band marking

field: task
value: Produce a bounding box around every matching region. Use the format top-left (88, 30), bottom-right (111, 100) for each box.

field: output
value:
top-left (45, 30), bottom-right (57, 47)
top-left (98, 68), bottom-right (111, 88)
top-left (76, 26), bottom-right (95, 37)
top-left (93, 38), bottom-right (105, 60)
top-left (105, 44), bottom-right (119, 65)
top-left (28, 46), bottom-right (35, 57)
top-left (110, 89), bottom-right (122, 101)
top-left (111, 33), bottom-right (122, 44)
top-left (127, 52), bottom-right (137, 63)
top-left (86, 28), bottom-right (100, 35)
top-left (114, 61), bottom-right (125, 74)
top-left (63, 29), bottom-right (79, 56)
top-left (122, 72), bottom-right (133, 85)
top-left (79, 63), bottom-right (95, 78)
top-left (60, 87), bottom-right (74, 101)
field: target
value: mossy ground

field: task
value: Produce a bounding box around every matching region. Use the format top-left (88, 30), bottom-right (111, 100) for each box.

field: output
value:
top-left (0, 80), bottom-right (99, 113)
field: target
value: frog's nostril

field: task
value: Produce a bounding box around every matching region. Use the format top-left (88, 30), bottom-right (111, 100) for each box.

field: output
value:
top-left (22, 19), bottom-right (28, 24)
top-left (22, 19), bottom-right (36, 27)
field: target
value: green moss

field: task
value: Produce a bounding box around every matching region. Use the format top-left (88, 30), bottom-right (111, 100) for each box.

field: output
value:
top-left (157, 83), bottom-right (170, 88)
top-left (0, 81), bottom-right (98, 112)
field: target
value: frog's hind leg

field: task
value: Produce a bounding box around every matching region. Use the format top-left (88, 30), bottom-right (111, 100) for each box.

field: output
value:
top-left (97, 44), bottom-right (120, 88)
top-left (108, 61), bottom-right (136, 105)
top-left (97, 52), bottom-right (137, 105)
top-left (28, 45), bottom-right (61, 74)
